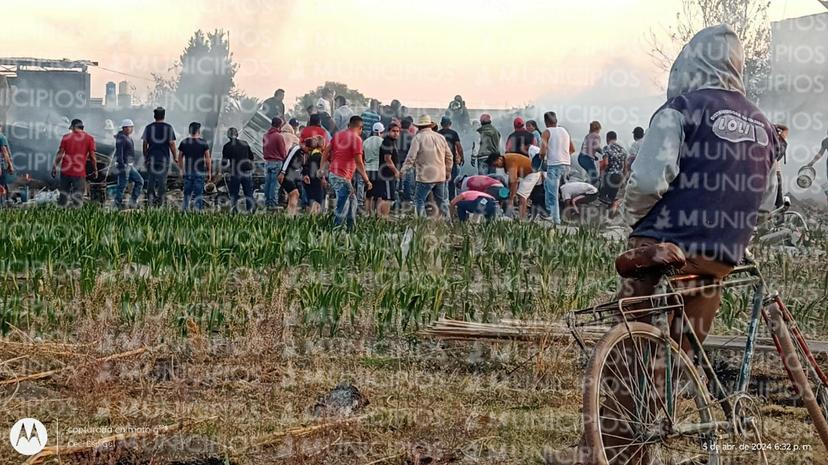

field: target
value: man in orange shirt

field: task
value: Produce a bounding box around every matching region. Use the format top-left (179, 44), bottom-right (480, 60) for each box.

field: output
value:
top-left (52, 119), bottom-right (97, 208)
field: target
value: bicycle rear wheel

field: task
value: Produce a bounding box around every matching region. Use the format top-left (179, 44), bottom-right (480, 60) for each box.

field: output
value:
top-left (584, 322), bottom-right (718, 465)
top-left (766, 302), bottom-right (828, 450)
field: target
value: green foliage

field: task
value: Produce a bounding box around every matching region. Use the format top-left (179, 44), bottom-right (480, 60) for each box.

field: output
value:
top-left (0, 207), bottom-right (824, 339)
top-left (649, 0), bottom-right (772, 101)
top-left (292, 81), bottom-right (369, 116)
top-left (151, 29), bottom-right (239, 117)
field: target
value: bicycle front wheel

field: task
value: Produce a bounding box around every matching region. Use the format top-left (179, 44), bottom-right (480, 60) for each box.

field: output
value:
top-left (584, 322), bottom-right (718, 465)
top-left (767, 302), bottom-right (828, 450)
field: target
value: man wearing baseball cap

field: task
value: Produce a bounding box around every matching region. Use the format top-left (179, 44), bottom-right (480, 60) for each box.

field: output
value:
top-left (52, 118), bottom-right (97, 207)
top-left (362, 122), bottom-right (385, 213)
top-left (476, 113), bottom-right (501, 174)
top-left (505, 116), bottom-right (536, 157)
top-left (112, 119), bottom-right (144, 209)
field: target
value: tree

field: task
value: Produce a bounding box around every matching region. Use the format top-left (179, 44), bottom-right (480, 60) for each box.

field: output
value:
top-left (648, 0), bottom-right (771, 101)
top-left (292, 82), bottom-right (369, 116)
top-left (150, 30), bottom-right (239, 126)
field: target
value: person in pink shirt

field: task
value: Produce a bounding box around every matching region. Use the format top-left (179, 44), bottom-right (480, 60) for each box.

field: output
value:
top-left (455, 175), bottom-right (510, 202)
top-left (450, 189), bottom-right (498, 222)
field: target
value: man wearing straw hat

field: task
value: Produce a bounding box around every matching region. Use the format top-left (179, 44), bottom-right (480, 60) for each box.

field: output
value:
top-left (401, 115), bottom-right (453, 218)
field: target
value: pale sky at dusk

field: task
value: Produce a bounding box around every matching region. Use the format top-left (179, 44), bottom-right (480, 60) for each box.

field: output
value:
top-left (3, 0), bottom-right (825, 109)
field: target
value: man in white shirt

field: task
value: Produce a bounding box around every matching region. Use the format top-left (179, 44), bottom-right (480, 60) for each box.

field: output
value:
top-left (333, 96), bottom-right (355, 133)
top-left (539, 111), bottom-right (576, 224)
top-left (560, 181), bottom-right (598, 215)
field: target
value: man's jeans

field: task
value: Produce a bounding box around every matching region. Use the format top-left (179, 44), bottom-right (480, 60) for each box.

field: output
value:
top-left (544, 165), bottom-right (570, 225)
top-left (414, 181), bottom-right (449, 217)
top-left (354, 175), bottom-right (366, 210)
top-left (182, 173), bottom-right (205, 211)
top-left (401, 169), bottom-right (416, 202)
top-left (229, 174), bottom-right (255, 212)
top-left (578, 154), bottom-right (599, 185)
top-left (264, 160), bottom-right (284, 208)
top-left (113, 164), bottom-right (144, 208)
top-left (145, 164), bottom-right (169, 207)
top-left (329, 173), bottom-right (357, 229)
top-left (58, 175), bottom-right (86, 208)
top-left (448, 164), bottom-right (460, 199)
top-left (476, 158), bottom-right (490, 175)
top-left (456, 198), bottom-right (497, 222)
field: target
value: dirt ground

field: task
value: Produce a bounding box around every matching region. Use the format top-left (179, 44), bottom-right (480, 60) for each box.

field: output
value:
top-left (3, 304), bottom-right (827, 465)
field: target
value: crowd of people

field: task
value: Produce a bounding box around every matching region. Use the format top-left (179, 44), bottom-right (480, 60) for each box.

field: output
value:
top-left (1, 83), bottom-right (826, 228)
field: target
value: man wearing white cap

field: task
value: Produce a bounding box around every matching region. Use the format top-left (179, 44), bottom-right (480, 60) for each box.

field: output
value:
top-left (113, 119), bottom-right (143, 209)
top-left (401, 115), bottom-right (453, 217)
top-left (362, 122), bottom-right (385, 214)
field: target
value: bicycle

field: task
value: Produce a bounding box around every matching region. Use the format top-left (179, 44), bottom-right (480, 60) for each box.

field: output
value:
top-left (566, 240), bottom-right (828, 465)
top-left (756, 196), bottom-right (810, 248)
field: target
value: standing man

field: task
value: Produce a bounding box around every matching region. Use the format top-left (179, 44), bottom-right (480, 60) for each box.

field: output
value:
top-left (438, 116), bottom-right (464, 199)
top-left (112, 119), bottom-right (144, 210)
top-left (505, 117), bottom-right (536, 157)
top-left (322, 115), bottom-right (372, 230)
top-left (52, 119), bottom-right (96, 208)
top-left (401, 115), bottom-right (453, 218)
top-left (0, 124), bottom-right (13, 205)
top-left (360, 99), bottom-right (382, 140)
top-left (261, 89), bottom-right (286, 120)
top-left (598, 131), bottom-right (628, 212)
top-left (177, 122), bottom-right (211, 212)
top-left (539, 111), bottom-right (575, 225)
top-left (628, 126), bottom-right (645, 166)
top-left (476, 113), bottom-right (501, 174)
top-left (362, 122), bottom-right (385, 214)
top-left (141, 107), bottom-right (177, 208)
top-left (397, 116), bottom-right (416, 202)
top-left (263, 117), bottom-right (287, 210)
top-left (374, 123), bottom-right (402, 218)
top-left (222, 127), bottom-right (255, 213)
top-left (333, 96), bottom-right (355, 134)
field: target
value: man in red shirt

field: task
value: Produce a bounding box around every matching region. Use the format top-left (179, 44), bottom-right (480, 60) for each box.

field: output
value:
top-left (52, 119), bottom-right (97, 207)
top-left (322, 115), bottom-right (372, 229)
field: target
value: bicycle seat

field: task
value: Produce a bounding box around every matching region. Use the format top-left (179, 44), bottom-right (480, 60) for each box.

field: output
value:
top-left (615, 243), bottom-right (687, 278)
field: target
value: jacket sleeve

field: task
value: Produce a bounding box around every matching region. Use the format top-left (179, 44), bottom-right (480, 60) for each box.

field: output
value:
top-left (114, 136), bottom-right (125, 166)
top-left (401, 135), bottom-right (419, 173)
top-left (622, 108), bottom-right (685, 227)
top-left (442, 138), bottom-right (453, 180)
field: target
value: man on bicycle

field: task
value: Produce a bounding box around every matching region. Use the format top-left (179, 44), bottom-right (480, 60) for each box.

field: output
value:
top-left (545, 24), bottom-right (777, 465)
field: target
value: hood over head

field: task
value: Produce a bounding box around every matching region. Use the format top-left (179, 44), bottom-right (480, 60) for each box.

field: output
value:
top-left (281, 124), bottom-right (295, 135)
top-left (667, 24), bottom-right (745, 99)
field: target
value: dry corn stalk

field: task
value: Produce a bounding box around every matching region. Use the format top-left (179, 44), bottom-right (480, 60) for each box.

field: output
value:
top-left (0, 346), bottom-right (154, 387)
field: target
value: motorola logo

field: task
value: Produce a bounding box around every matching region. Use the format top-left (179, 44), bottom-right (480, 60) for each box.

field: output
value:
top-left (9, 418), bottom-right (47, 456)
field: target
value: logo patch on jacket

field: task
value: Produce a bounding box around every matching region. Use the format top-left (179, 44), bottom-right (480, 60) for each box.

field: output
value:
top-left (710, 110), bottom-right (769, 146)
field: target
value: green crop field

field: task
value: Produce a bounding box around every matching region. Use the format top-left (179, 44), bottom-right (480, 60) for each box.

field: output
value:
top-left (1, 207), bottom-right (827, 464)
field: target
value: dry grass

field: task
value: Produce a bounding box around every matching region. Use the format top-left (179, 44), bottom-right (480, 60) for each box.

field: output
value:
top-left (3, 292), bottom-right (827, 465)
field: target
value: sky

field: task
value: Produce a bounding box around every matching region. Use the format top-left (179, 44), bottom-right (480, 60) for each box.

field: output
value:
top-left (2, 0), bottom-right (826, 109)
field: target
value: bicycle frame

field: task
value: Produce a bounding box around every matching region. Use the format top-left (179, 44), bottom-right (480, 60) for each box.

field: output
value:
top-left (663, 263), bottom-right (766, 420)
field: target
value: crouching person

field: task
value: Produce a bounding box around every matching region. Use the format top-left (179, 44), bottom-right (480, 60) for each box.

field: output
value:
top-left (451, 189), bottom-right (497, 223)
